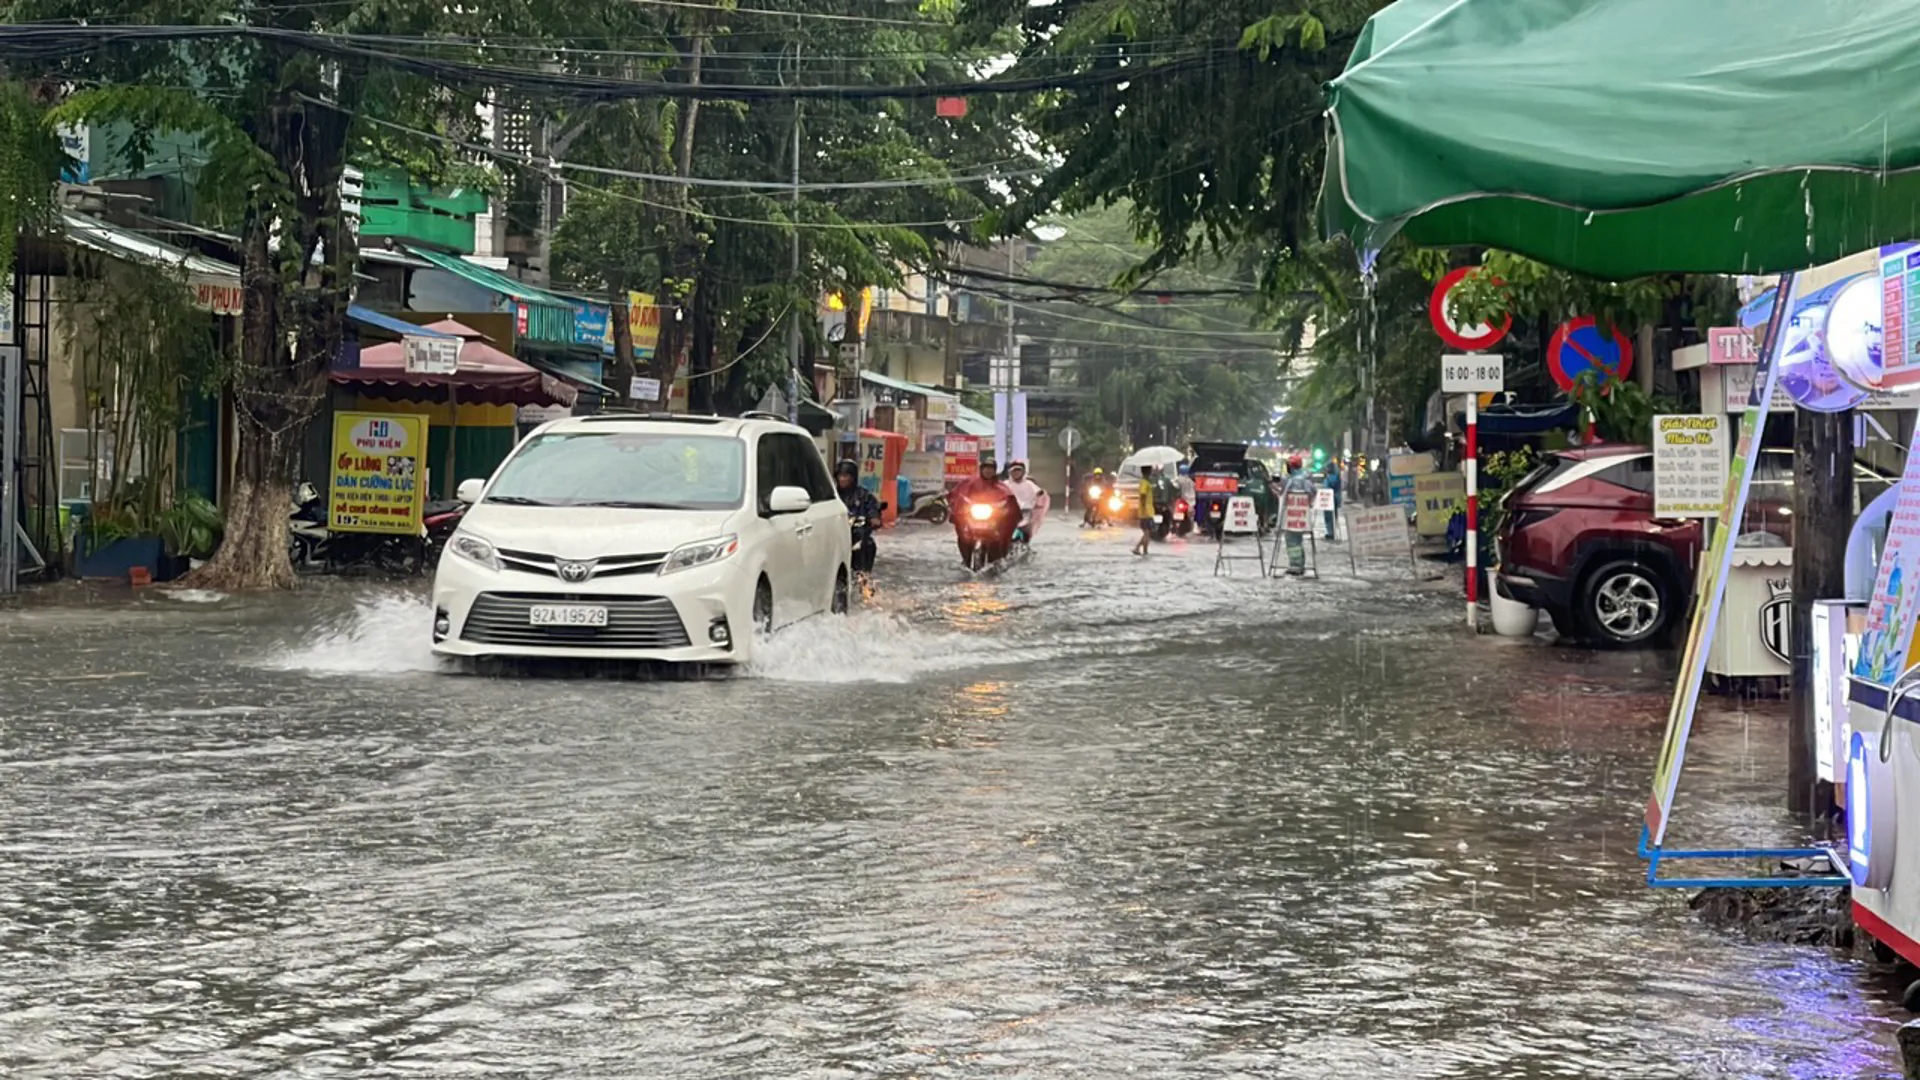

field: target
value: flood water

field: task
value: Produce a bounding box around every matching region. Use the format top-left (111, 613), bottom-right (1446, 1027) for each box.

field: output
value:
top-left (0, 523), bottom-right (1904, 1077)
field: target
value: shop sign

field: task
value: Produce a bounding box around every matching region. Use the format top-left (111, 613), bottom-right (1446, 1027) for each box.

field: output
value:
top-left (924, 396), bottom-right (956, 423)
top-left (190, 275), bottom-right (244, 316)
top-left (1854, 429), bottom-right (1920, 684)
top-left (1652, 414), bottom-right (1728, 518)
top-left (858, 434), bottom-right (885, 498)
top-left (629, 376), bottom-right (661, 402)
top-left (1414, 471), bottom-right (1466, 537)
top-left (1759, 577), bottom-right (1790, 664)
top-left (1348, 505), bottom-right (1409, 558)
top-left (328, 412), bottom-right (426, 536)
top-left (1707, 326), bottom-right (1759, 365)
top-left (403, 334), bottom-right (459, 375)
top-left (902, 451), bottom-right (943, 488)
top-left (1883, 248), bottom-right (1920, 389)
top-left (572, 303), bottom-right (611, 350)
top-left (943, 434), bottom-right (979, 485)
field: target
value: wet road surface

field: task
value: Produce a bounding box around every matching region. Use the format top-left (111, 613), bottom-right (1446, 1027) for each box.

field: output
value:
top-left (0, 523), bottom-right (1904, 1077)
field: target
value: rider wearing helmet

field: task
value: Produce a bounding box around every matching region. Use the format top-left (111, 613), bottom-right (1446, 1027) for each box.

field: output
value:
top-left (1003, 460), bottom-right (1048, 538)
top-left (1081, 466), bottom-right (1109, 527)
top-left (835, 459), bottom-right (883, 575)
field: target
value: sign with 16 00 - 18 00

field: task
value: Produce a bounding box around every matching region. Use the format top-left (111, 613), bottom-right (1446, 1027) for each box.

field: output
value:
top-left (1441, 353), bottom-right (1504, 394)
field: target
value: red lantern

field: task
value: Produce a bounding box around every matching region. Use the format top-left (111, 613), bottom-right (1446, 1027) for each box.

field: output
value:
top-left (935, 97), bottom-right (968, 119)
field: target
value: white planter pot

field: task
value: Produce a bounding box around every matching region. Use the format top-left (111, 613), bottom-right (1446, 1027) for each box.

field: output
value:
top-left (1488, 589), bottom-right (1540, 637)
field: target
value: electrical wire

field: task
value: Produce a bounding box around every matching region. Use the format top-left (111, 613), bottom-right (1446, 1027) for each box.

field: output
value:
top-left (0, 24), bottom-right (1235, 102)
top-left (626, 0), bottom-right (950, 28)
top-left (336, 100), bottom-right (1044, 191)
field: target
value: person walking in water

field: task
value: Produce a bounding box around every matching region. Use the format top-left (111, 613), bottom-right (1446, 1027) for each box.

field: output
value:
top-left (1131, 465), bottom-right (1158, 556)
top-left (1279, 454), bottom-right (1317, 575)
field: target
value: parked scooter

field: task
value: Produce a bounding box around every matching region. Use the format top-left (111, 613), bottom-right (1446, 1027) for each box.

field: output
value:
top-left (908, 490), bottom-right (950, 524)
top-left (422, 499), bottom-right (467, 564)
top-left (290, 482), bottom-right (429, 574)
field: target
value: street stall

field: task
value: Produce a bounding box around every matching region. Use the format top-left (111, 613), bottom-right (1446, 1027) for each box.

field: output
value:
top-left (330, 319), bottom-right (577, 498)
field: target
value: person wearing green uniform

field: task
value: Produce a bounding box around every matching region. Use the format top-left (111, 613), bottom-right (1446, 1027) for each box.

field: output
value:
top-left (1132, 465), bottom-right (1158, 556)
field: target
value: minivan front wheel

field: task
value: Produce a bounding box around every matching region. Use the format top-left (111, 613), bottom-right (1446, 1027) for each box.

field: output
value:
top-left (753, 577), bottom-right (774, 634)
top-left (1580, 561), bottom-right (1669, 647)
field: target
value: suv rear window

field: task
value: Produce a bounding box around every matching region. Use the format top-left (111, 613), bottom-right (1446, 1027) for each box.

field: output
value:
top-left (1595, 455), bottom-right (1656, 494)
top-left (1510, 455), bottom-right (1582, 497)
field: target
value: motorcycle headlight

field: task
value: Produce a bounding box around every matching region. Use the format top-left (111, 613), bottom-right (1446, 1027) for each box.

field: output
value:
top-left (661, 534), bottom-right (739, 575)
top-left (1107, 495), bottom-right (1123, 511)
top-left (449, 532), bottom-right (502, 571)
top-left (968, 502), bottom-right (994, 521)
top-left (1089, 485), bottom-right (1103, 498)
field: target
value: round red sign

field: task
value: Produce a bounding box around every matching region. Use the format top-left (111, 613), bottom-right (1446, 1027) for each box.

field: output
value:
top-left (1429, 267), bottom-right (1513, 352)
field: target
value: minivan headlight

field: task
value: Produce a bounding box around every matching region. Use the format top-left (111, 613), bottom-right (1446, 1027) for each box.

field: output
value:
top-left (661, 535), bottom-right (739, 575)
top-left (449, 532), bottom-right (502, 571)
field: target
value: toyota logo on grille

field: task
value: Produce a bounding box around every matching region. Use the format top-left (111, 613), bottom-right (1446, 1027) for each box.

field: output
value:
top-left (556, 560), bottom-right (595, 583)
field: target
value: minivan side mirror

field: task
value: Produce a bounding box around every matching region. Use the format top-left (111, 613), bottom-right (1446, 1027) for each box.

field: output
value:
top-left (456, 478), bottom-right (485, 504)
top-left (768, 485), bottom-right (811, 515)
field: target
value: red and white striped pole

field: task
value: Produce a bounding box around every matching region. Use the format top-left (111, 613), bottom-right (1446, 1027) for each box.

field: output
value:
top-left (1465, 392), bottom-right (1479, 629)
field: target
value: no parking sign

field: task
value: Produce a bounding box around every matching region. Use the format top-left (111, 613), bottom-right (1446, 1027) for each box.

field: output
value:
top-left (1547, 316), bottom-right (1635, 391)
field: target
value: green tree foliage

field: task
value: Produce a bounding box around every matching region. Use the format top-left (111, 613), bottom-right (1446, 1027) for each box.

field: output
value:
top-left (4, 0), bottom-right (549, 586)
top-left (552, 1), bottom-right (1035, 413)
top-left (1022, 203), bottom-right (1290, 458)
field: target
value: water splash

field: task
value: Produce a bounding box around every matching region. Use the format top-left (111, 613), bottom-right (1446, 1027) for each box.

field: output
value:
top-left (262, 594), bottom-right (440, 675)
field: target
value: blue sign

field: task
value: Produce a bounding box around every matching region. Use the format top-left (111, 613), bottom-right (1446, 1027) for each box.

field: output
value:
top-left (572, 303), bottom-right (611, 351)
top-left (1388, 475), bottom-right (1416, 508)
top-left (1547, 316), bottom-right (1634, 392)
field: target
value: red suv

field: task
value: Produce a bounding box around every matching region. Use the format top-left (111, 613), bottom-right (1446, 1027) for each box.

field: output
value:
top-left (1495, 446), bottom-right (1703, 647)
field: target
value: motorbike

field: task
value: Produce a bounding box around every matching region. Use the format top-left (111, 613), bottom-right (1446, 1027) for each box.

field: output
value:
top-left (954, 494), bottom-right (1021, 573)
top-left (849, 502), bottom-right (886, 574)
top-left (908, 490), bottom-right (949, 524)
top-left (422, 499), bottom-right (467, 564)
top-left (1081, 480), bottom-right (1111, 527)
top-left (290, 482), bottom-right (430, 574)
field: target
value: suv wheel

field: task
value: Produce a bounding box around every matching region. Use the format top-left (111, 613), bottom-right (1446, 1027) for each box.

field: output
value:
top-left (831, 568), bottom-right (849, 614)
top-left (1580, 560), bottom-right (1669, 647)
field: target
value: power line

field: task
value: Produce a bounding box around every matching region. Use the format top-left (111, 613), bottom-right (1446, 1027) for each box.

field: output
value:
top-left (625, 0), bottom-right (951, 28)
top-left (0, 25), bottom-right (1233, 102)
top-left (338, 99), bottom-right (1043, 192)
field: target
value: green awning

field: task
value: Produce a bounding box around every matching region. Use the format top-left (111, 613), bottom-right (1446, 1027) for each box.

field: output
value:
top-left (1322, 0), bottom-right (1920, 278)
top-left (406, 248), bottom-right (579, 345)
top-left (860, 370), bottom-right (957, 400)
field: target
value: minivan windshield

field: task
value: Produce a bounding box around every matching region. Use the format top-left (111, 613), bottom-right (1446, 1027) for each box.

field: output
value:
top-left (485, 431), bottom-right (746, 510)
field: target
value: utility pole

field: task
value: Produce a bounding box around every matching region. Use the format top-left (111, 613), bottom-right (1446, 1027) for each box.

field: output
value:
top-left (785, 43), bottom-right (803, 425)
top-left (1791, 407), bottom-right (1851, 819)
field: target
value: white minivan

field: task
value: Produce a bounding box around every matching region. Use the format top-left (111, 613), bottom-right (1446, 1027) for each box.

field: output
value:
top-left (430, 414), bottom-right (852, 666)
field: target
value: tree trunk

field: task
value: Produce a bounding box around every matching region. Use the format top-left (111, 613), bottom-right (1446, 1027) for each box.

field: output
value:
top-left (689, 278), bottom-right (716, 414)
top-left (191, 411), bottom-right (298, 590)
top-left (608, 298), bottom-right (637, 410)
top-left (182, 88), bottom-right (353, 590)
top-left (1790, 409), bottom-right (1852, 819)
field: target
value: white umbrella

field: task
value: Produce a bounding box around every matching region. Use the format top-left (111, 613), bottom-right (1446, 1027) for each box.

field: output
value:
top-left (1119, 445), bottom-right (1185, 475)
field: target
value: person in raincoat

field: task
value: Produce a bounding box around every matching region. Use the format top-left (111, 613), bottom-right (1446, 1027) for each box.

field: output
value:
top-left (1278, 454), bottom-right (1317, 575)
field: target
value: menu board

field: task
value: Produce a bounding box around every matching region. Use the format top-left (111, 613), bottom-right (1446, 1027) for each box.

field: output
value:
top-left (1652, 414), bottom-right (1729, 518)
top-left (1854, 433), bottom-right (1920, 684)
top-left (1883, 248), bottom-right (1920, 389)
